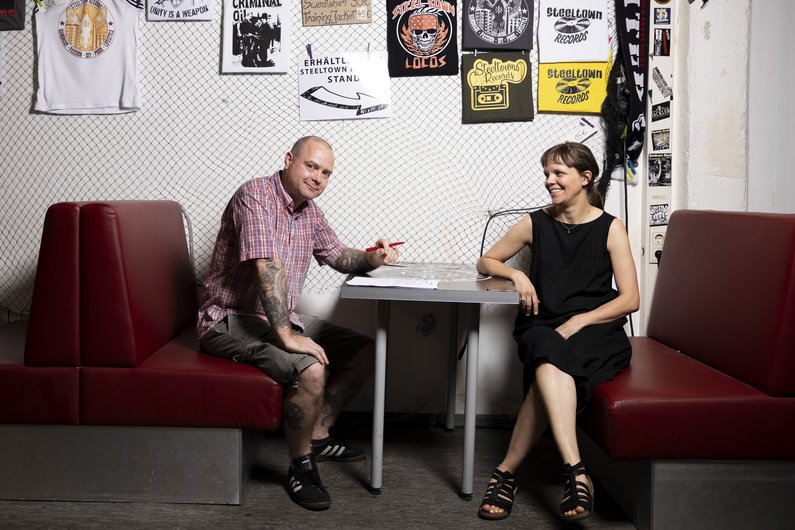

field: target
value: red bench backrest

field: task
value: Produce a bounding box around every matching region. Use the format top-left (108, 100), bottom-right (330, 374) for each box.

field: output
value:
top-left (647, 210), bottom-right (795, 396)
top-left (79, 201), bottom-right (197, 367)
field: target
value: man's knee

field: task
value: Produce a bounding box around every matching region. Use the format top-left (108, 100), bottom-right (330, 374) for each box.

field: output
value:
top-left (296, 362), bottom-right (326, 396)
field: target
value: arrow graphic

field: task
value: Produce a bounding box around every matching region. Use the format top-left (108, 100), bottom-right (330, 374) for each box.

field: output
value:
top-left (300, 86), bottom-right (389, 116)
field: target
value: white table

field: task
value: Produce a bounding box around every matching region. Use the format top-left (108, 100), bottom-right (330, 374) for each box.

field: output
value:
top-left (340, 263), bottom-right (518, 498)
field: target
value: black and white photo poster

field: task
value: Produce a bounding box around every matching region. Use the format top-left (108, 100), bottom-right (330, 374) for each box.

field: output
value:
top-left (462, 0), bottom-right (533, 51)
top-left (222, 0), bottom-right (289, 73)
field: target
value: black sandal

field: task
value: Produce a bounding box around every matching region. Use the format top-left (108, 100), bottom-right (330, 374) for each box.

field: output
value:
top-left (560, 461), bottom-right (593, 521)
top-left (478, 468), bottom-right (517, 520)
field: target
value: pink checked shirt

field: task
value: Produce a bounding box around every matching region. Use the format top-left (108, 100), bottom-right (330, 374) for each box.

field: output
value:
top-left (197, 171), bottom-right (347, 339)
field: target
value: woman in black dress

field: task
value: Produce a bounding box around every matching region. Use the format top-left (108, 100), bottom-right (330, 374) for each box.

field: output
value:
top-left (476, 142), bottom-right (639, 521)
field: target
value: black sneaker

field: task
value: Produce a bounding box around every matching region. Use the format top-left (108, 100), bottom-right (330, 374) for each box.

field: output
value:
top-left (287, 455), bottom-right (331, 511)
top-left (311, 436), bottom-right (366, 462)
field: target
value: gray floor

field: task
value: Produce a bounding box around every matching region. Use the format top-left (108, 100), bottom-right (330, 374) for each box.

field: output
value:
top-left (0, 422), bottom-right (635, 530)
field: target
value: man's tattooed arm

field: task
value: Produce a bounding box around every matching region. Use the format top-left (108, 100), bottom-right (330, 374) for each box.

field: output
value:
top-left (255, 258), bottom-right (292, 335)
top-left (331, 248), bottom-right (377, 274)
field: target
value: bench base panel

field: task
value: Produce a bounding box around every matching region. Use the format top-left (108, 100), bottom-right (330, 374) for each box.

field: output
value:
top-left (579, 428), bottom-right (795, 530)
top-left (0, 425), bottom-right (264, 504)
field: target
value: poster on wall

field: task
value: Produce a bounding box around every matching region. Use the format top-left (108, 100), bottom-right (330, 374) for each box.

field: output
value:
top-left (648, 153), bottom-right (672, 186)
top-left (0, 0), bottom-right (25, 31)
top-left (222, 0), bottom-right (289, 73)
top-left (462, 0), bottom-right (534, 51)
top-left (650, 203), bottom-right (670, 226)
top-left (301, 0), bottom-right (371, 26)
top-left (461, 52), bottom-right (533, 124)
top-left (537, 60), bottom-right (609, 114)
top-left (147, 0), bottom-right (213, 21)
top-left (386, 0), bottom-right (458, 77)
top-left (298, 51), bottom-right (391, 121)
top-left (537, 0), bottom-right (608, 63)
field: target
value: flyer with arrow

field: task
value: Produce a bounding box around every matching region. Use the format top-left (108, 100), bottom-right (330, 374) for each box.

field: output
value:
top-left (298, 51), bottom-right (391, 121)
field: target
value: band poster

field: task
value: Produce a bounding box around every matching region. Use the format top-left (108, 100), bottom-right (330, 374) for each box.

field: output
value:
top-left (386, 0), bottom-right (458, 77)
top-left (147, 0), bottom-right (213, 21)
top-left (301, 0), bottom-right (371, 27)
top-left (298, 51), bottom-right (391, 121)
top-left (462, 0), bottom-right (534, 51)
top-left (222, 0), bottom-right (289, 73)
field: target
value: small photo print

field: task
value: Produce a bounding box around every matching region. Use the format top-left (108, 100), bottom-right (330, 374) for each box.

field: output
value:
top-left (650, 204), bottom-right (670, 227)
top-left (654, 8), bottom-right (670, 25)
top-left (648, 153), bottom-right (672, 187)
top-left (652, 100), bottom-right (670, 122)
top-left (651, 128), bottom-right (670, 150)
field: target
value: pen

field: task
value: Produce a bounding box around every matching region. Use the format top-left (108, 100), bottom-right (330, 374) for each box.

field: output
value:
top-left (365, 241), bottom-right (405, 252)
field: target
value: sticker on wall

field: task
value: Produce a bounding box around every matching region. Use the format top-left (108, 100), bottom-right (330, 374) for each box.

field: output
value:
top-left (653, 27), bottom-right (670, 56)
top-left (222, 0), bottom-right (289, 73)
top-left (651, 100), bottom-right (670, 122)
top-left (386, 0), bottom-right (458, 77)
top-left (298, 51), bottom-right (391, 121)
top-left (650, 203), bottom-right (670, 227)
top-left (461, 52), bottom-right (533, 124)
top-left (537, 60), bottom-right (609, 114)
top-left (302, 0), bottom-right (371, 26)
top-left (651, 128), bottom-right (670, 150)
top-left (0, 0), bottom-right (25, 31)
top-left (538, 0), bottom-right (609, 63)
top-left (651, 66), bottom-right (672, 99)
top-left (147, 0), bottom-right (212, 21)
top-left (654, 7), bottom-right (670, 25)
top-left (462, 0), bottom-right (534, 51)
top-left (648, 153), bottom-right (672, 187)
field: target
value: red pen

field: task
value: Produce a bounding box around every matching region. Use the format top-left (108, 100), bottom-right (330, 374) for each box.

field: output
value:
top-left (365, 241), bottom-right (405, 252)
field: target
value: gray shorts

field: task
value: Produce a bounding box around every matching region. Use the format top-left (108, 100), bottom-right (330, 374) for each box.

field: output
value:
top-left (199, 314), bottom-right (372, 388)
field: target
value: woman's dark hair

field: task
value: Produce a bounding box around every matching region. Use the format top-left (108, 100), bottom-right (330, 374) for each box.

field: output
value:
top-left (540, 142), bottom-right (603, 208)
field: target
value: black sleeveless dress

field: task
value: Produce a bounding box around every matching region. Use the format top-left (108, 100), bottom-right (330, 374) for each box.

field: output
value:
top-left (513, 209), bottom-right (631, 412)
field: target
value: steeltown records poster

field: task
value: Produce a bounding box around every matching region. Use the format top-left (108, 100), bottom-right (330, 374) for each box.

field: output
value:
top-left (461, 52), bottom-right (533, 124)
top-left (386, 0), bottom-right (458, 77)
top-left (222, 0), bottom-right (289, 73)
top-left (462, 0), bottom-right (533, 51)
top-left (147, 0), bottom-right (213, 21)
top-left (538, 0), bottom-right (608, 63)
top-left (537, 61), bottom-right (609, 114)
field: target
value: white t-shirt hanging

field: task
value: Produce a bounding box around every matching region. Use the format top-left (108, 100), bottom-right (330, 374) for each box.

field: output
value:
top-left (34, 0), bottom-right (143, 114)
top-left (146, 0), bottom-right (212, 21)
top-left (538, 0), bottom-right (609, 63)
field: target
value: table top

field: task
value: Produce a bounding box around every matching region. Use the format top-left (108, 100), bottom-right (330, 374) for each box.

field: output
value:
top-left (340, 262), bottom-right (519, 304)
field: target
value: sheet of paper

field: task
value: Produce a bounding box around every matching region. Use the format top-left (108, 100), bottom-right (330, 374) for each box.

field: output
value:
top-left (346, 276), bottom-right (439, 289)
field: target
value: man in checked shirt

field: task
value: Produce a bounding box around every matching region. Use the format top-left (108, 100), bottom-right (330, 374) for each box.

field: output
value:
top-left (197, 136), bottom-right (400, 511)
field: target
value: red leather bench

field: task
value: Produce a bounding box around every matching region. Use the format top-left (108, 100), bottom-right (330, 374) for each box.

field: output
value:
top-left (0, 201), bottom-right (282, 503)
top-left (578, 210), bottom-right (795, 530)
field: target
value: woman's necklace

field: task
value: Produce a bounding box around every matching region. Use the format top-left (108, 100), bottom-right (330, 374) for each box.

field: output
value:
top-left (555, 206), bottom-right (591, 234)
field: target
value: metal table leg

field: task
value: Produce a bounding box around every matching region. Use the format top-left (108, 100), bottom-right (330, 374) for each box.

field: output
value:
top-left (445, 303), bottom-right (460, 432)
top-left (370, 300), bottom-right (389, 495)
top-left (461, 304), bottom-right (480, 500)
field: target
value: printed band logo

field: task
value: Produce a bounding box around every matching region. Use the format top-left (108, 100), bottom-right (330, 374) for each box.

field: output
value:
top-left (58, 0), bottom-right (115, 59)
top-left (393, 1), bottom-right (455, 69)
top-left (547, 7), bottom-right (602, 44)
top-left (554, 16), bottom-right (590, 34)
top-left (467, 57), bottom-right (527, 110)
top-left (467, 0), bottom-right (530, 46)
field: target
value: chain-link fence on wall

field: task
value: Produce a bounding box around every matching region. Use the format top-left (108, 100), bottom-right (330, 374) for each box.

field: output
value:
top-left (0, 0), bottom-right (615, 314)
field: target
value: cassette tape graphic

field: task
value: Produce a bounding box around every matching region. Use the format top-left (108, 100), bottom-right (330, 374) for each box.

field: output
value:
top-left (472, 84), bottom-right (508, 110)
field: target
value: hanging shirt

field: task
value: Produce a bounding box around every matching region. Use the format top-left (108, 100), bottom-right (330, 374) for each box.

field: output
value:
top-left (538, 0), bottom-right (609, 63)
top-left (34, 0), bottom-right (143, 114)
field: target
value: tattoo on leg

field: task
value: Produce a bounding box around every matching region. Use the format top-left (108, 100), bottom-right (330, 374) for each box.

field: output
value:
top-left (284, 400), bottom-right (306, 432)
top-left (319, 376), bottom-right (366, 427)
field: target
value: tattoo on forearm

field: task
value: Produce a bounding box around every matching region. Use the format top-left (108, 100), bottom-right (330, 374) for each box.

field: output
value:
top-left (257, 258), bottom-right (292, 331)
top-left (283, 401), bottom-right (305, 432)
top-left (333, 249), bottom-right (374, 274)
top-left (319, 376), bottom-right (366, 427)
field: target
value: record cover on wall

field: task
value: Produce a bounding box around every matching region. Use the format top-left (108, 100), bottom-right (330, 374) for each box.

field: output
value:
top-left (461, 52), bottom-right (533, 124)
top-left (147, 0), bottom-right (213, 21)
top-left (462, 0), bottom-right (533, 51)
top-left (0, 0), bottom-right (25, 31)
top-left (222, 0), bottom-right (289, 73)
top-left (386, 0), bottom-right (458, 77)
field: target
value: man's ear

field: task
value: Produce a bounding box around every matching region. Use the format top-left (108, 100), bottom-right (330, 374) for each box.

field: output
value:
top-left (283, 150), bottom-right (294, 169)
